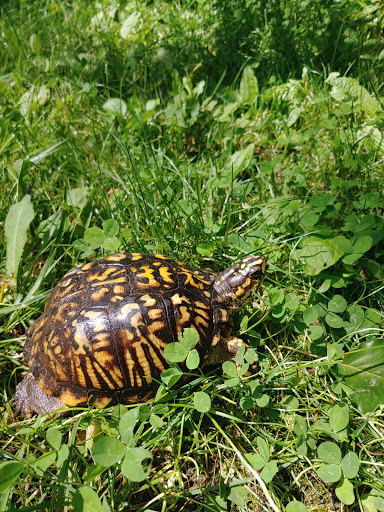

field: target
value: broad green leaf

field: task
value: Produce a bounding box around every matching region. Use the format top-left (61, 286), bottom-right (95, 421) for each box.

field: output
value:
top-left (103, 236), bottom-right (121, 252)
top-left (309, 194), bottom-right (333, 210)
top-left (330, 403), bottom-right (349, 432)
top-left (244, 347), bottom-right (257, 364)
top-left (138, 405), bottom-right (151, 422)
top-left (260, 460), bottom-right (278, 483)
top-left (121, 447), bottom-right (152, 482)
top-left (119, 408), bottom-right (139, 445)
top-left (193, 80), bottom-right (205, 97)
top-left (225, 377), bottom-right (240, 388)
top-left (121, 228), bottom-right (132, 240)
top-left (331, 276), bottom-right (346, 288)
top-left (228, 233), bottom-right (252, 251)
top-left (7, 159), bottom-right (23, 182)
top-left (308, 325), bottom-right (324, 340)
top-left (255, 393), bottom-right (270, 407)
top-left (343, 253), bottom-right (363, 265)
top-left (317, 463), bottom-right (342, 483)
top-left (285, 293), bottom-right (300, 311)
top-left (357, 126), bottom-right (384, 155)
top-left (102, 98), bottom-right (127, 118)
top-left (153, 403), bottom-right (169, 415)
top-left (294, 415), bottom-right (307, 438)
top-left (286, 501), bottom-right (308, 512)
top-left (311, 420), bottom-right (332, 435)
top-left (164, 342), bottom-right (188, 362)
top-left (120, 12), bottom-right (140, 39)
top-left (327, 73), bottom-right (380, 116)
top-left (360, 494), bottom-right (381, 512)
top-left (333, 428), bottom-right (349, 444)
top-left (149, 414), bottom-right (163, 428)
top-left (228, 485), bottom-right (249, 506)
top-left (103, 219), bottom-right (119, 237)
top-left (160, 367), bottom-right (182, 388)
top-left (244, 453), bottom-right (265, 470)
top-left (240, 66), bottom-right (258, 104)
top-left (84, 227), bottom-right (105, 246)
top-left (257, 436), bottom-right (269, 462)
top-left (66, 186), bottom-right (89, 208)
top-left (73, 239), bottom-right (89, 252)
top-left (0, 461), bottom-right (23, 493)
top-left (244, 453), bottom-right (265, 471)
top-left (5, 195), bottom-right (35, 280)
top-left (348, 305), bottom-right (365, 327)
top-left (46, 427), bottom-right (62, 451)
top-left (301, 210), bottom-right (320, 227)
top-left (19, 84), bottom-right (50, 116)
top-left (92, 437), bottom-right (126, 467)
top-left (194, 391), bottom-right (211, 413)
top-left (33, 451), bottom-right (56, 476)
top-left (177, 199), bottom-right (196, 216)
top-left (281, 395), bottom-right (299, 411)
top-left (325, 312), bottom-right (344, 329)
top-left (366, 309), bottom-right (382, 324)
top-left (374, 496), bottom-right (384, 511)
top-left (317, 441), bottom-right (342, 465)
top-left (179, 327), bottom-right (200, 350)
top-left (83, 465), bottom-right (106, 484)
top-left (196, 242), bottom-right (214, 256)
top-left (186, 349), bottom-right (200, 370)
top-left (240, 396), bottom-right (254, 410)
top-left (222, 361), bottom-right (238, 378)
top-left (340, 452), bottom-right (359, 479)
top-left (338, 339), bottom-right (384, 413)
top-left (269, 288), bottom-right (284, 306)
top-left (328, 342), bottom-right (344, 362)
top-left (354, 235), bottom-right (372, 254)
top-left (315, 302), bottom-right (328, 317)
top-left (335, 478), bottom-right (355, 505)
top-left (215, 496), bottom-right (227, 510)
top-left (328, 295), bottom-right (347, 313)
top-left (145, 98), bottom-right (161, 111)
top-left (297, 236), bottom-right (344, 275)
top-left (56, 444), bottom-right (70, 467)
top-left (72, 486), bottom-right (103, 512)
top-left (214, 101), bottom-right (240, 122)
top-left (227, 143), bottom-right (254, 175)
top-left (303, 306), bottom-right (318, 325)
top-left (139, 168), bottom-right (154, 182)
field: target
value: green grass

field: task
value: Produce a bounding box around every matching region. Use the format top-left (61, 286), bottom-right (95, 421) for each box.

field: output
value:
top-left (1, 0), bottom-right (384, 510)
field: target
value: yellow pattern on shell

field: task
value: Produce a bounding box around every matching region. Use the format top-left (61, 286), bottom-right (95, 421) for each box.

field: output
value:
top-left (140, 294), bottom-right (157, 307)
top-left (59, 390), bottom-right (86, 406)
top-left (105, 254), bottom-right (127, 261)
top-left (159, 265), bottom-right (174, 282)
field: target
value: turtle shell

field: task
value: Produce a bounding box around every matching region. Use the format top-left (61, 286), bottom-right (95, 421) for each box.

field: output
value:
top-left (25, 253), bottom-right (224, 408)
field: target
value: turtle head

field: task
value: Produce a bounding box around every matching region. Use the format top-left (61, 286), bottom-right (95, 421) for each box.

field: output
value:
top-left (213, 255), bottom-right (267, 312)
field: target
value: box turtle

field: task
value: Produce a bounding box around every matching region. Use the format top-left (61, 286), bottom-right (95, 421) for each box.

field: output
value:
top-left (15, 252), bottom-right (267, 417)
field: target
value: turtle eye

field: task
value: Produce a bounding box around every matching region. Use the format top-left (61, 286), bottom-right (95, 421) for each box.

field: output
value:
top-left (249, 258), bottom-right (267, 279)
top-left (249, 268), bottom-right (264, 279)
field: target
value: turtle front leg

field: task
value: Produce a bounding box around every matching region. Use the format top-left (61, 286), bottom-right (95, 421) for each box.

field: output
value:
top-left (203, 336), bottom-right (248, 366)
top-left (14, 373), bottom-right (66, 418)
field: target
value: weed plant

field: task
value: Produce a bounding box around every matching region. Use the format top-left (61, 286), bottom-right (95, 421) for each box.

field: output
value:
top-left (1, 0), bottom-right (384, 510)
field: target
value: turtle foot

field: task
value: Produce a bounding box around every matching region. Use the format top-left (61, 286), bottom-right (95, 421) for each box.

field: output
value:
top-left (14, 373), bottom-right (67, 419)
